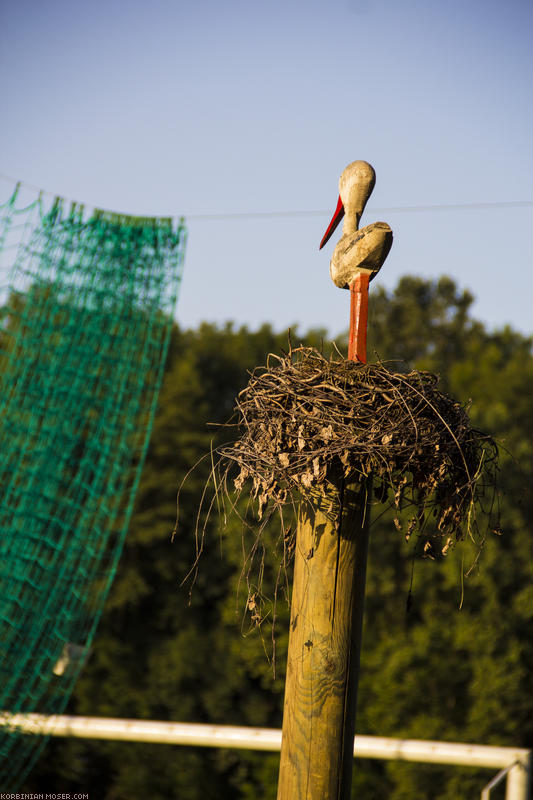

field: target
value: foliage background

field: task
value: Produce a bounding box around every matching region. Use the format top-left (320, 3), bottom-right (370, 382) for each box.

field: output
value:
top-left (24, 276), bottom-right (533, 799)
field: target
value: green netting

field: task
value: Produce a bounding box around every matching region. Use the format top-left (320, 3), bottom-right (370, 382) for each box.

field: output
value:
top-left (0, 182), bottom-right (186, 788)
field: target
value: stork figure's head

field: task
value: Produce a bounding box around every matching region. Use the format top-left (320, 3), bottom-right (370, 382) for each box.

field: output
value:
top-left (320, 160), bottom-right (376, 249)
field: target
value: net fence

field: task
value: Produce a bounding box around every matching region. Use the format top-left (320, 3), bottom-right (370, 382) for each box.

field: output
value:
top-left (0, 181), bottom-right (186, 788)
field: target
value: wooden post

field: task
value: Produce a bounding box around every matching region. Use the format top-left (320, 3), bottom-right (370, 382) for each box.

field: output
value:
top-left (277, 477), bottom-right (371, 800)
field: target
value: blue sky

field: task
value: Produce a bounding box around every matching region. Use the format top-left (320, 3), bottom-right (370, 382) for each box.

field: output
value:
top-left (1, 0), bottom-right (532, 339)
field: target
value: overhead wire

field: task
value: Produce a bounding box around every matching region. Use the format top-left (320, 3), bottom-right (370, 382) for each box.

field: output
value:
top-left (185, 200), bottom-right (533, 220)
top-left (1, 171), bottom-right (532, 221)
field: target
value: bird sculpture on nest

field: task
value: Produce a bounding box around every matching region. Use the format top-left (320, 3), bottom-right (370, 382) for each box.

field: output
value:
top-left (320, 160), bottom-right (393, 363)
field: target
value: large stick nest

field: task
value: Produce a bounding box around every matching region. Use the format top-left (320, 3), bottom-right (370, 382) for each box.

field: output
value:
top-left (217, 346), bottom-right (499, 557)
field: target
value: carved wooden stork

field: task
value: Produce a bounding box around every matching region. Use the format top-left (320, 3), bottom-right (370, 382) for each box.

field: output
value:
top-left (320, 160), bottom-right (393, 362)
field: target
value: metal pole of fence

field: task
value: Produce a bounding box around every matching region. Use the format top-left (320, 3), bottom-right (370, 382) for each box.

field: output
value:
top-left (506, 756), bottom-right (532, 800)
top-left (2, 711), bottom-right (530, 800)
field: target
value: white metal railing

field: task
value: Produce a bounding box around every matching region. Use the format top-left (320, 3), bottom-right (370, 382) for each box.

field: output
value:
top-left (1, 714), bottom-right (531, 800)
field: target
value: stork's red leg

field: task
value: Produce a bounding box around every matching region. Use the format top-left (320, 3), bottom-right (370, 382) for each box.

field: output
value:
top-left (348, 273), bottom-right (370, 363)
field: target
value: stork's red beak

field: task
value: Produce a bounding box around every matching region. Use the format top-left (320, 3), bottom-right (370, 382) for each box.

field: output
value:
top-left (319, 195), bottom-right (344, 250)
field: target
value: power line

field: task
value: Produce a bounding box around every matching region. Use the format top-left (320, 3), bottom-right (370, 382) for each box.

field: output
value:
top-left (186, 200), bottom-right (533, 220)
top-left (1, 171), bottom-right (532, 220)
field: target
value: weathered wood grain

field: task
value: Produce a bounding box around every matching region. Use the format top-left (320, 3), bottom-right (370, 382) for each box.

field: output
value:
top-left (277, 478), bottom-right (371, 800)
